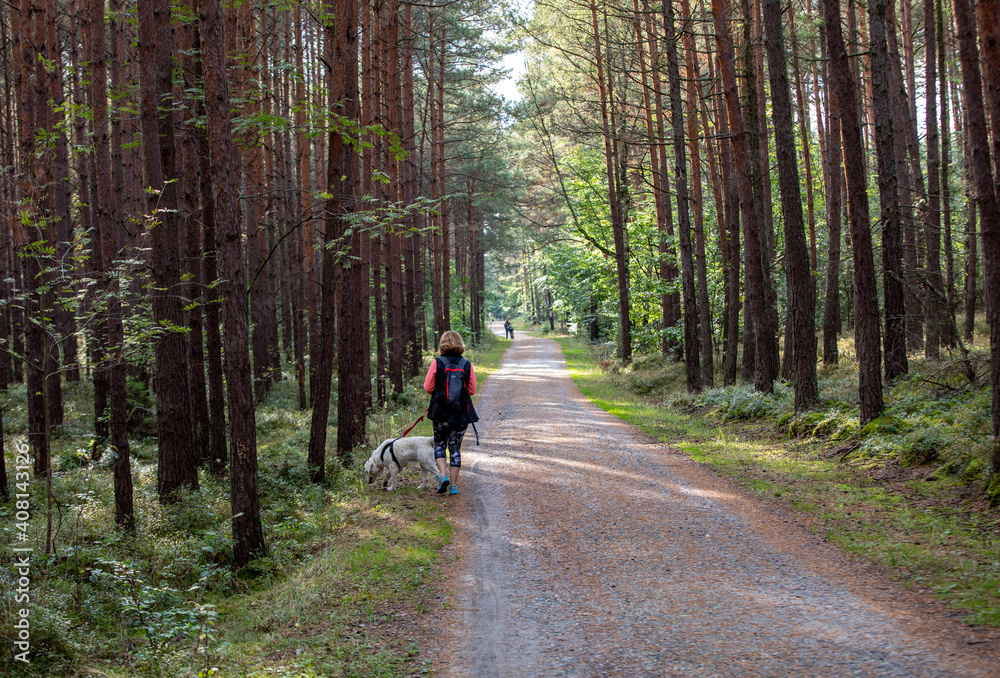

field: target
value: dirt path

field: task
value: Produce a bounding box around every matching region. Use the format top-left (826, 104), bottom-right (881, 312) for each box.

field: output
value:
top-left (423, 329), bottom-right (999, 677)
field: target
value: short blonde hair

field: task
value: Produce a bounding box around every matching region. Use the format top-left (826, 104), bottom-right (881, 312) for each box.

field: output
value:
top-left (438, 330), bottom-right (465, 356)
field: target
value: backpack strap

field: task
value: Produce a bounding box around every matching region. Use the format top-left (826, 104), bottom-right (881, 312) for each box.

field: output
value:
top-left (433, 356), bottom-right (446, 393)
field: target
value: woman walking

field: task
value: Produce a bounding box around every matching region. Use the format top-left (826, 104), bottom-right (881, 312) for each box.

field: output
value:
top-left (424, 331), bottom-right (479, 495)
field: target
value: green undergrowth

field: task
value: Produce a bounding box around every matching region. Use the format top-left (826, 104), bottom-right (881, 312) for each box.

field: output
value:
top-left (0, 331), bottom-right (509, 676)
top-left (557, 335), bottom-right (1000, 627)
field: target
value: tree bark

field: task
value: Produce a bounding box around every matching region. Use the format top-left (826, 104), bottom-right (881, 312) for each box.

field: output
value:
top-left (591, 0), bottom-right (631, 363)
top-left (870, 0), bottom-right (908, 381)
top-left (310, 0), bottom-right (359, 480)
top-left (199, 0), bottom-right (266, 565)
top-left (177, 0), bottom-right (210, 465)
top-left (682, 0), bottom-right (714, 387)
top-left (711, 0), bottom-right (773, 393)
top-left (762, 0), bottom-right (818, 409)
top-left (402, 1), bottom-right (421, 376)
top-left (294, 4), bottom-right (310, 411)
top-left (332, 0), bottom-right (365, 464)
top-left (938, 0), bottom-right (956, 348)
top-left (636, 0), bottom-right (671, 358)
top-left (822, 31), bottom-right (843, 366)
top-left (968, 0), bottom-right (1000, 472)
top-left (16, 0), bottom-right (51, 478)
top-left (663, 0), bottom-right (700, 391)
top-left (924, 0), bottom-right (943, 360)
top-left (824, 0), bottom-right (884, 424)
top-left (788, 6), bottom-right (818, 271)
top-left (88, 0), bottom-right (134, 527)
top-left (703, 23), bottom-right (740, 386)
top-left (138, 0), bottom-right (198, 499)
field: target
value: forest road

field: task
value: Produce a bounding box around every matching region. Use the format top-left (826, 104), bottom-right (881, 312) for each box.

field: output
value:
top-left (423, 329), bottom-right (999, 678)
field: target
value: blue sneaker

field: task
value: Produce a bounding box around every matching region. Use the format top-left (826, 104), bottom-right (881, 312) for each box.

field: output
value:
top-left (449, 485), bottom-right (460, 495)
top-left (436, 476), bottom-right (450, 494)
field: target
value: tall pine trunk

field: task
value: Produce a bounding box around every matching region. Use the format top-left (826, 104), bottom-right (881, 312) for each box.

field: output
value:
top-left (199, 0), bottom-right (266, 565)
top-left (711, 0), bottom-right (773, 393)
top-left (824, 0), bottom-right (884, 424)
top-left (591, 0), bottom-right (631, 363)
top-left (870, 0), bottom-right (907, 381)
top-left (762, 0), bottom-right (817, 409)
top-left (923, 0), bottom-right (942, 360)
top-left (88, 0), bottom-right (134, 527)
top-left (332, 0), bottom-right (365, 463)
top-left (967, 0), bottom-right (1000, 473)
top-left (664, 0), bottom-right (700, 391)
top-left (137, 0), bottom-right (198, 499)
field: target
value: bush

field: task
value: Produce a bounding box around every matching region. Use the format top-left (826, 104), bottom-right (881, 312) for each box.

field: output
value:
top-left (701, 383), bottom-right (791, 421)
top-left (126, 376), bottom-right (157, 438)
top-left (860, 415), bottom-right (910, 437)
top-left (986, 474), bottom-right (1000, 507)
top-left (900, 428), bottom-right (947, 466)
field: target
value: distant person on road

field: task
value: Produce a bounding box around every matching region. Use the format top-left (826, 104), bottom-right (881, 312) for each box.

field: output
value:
top-left (504, 317), bottom-right (513, 339)
top-left (425, 330), bottom-right (479, 496)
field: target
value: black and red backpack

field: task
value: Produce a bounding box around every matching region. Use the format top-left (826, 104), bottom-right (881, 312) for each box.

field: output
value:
top-left (429, 355), bottom-right (479, 425)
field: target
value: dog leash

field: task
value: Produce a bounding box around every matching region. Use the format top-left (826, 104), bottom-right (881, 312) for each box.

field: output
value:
top-left (399, 413), bottom-right (425, 438)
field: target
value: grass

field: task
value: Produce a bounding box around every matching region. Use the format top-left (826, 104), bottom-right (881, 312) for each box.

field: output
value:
top-left (0, 331), bottom-right (510, 676)
top-left (556, 333), bottom-right (1000, 627)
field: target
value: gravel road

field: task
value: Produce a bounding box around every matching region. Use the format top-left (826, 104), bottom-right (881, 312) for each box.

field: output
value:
top-left (422, 328), bottom-right (998, 677)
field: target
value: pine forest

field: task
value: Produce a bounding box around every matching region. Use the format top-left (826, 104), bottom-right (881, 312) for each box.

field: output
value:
top-left (1, 0), bottom-right (1000, 673)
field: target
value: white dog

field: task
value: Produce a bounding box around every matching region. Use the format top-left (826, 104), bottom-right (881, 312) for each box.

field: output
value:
top-left (363, 436), bottom-right (438, 491)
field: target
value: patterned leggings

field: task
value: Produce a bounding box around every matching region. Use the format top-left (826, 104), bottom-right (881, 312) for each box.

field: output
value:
top-left (432, 421), bottom-right (468, 467)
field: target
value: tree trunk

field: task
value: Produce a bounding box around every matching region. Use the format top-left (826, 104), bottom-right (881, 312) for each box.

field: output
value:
top-left (16, 0), bottom-right (51, 478)
top-left (967, 0), bottom-right (1000, 472)
top-left (788, 6), bottom-right (818, 271)
top-left (682, 0), bottom-right (714, 387)
top-left (963, 148), bottom-right (978, 342)
top-left (938, 0), bottom-right (956, 348)
top-left (294, 4), bottom-right (310, 411)
top-left (664, 0), bottom-right (700, 391)
top-left (900, 0), bottom-right (925, 350)
top-left (332, 0), bottom-right (365, 464)
top-left (438, 26), bottom-right (451, 332)
top-left (188, 20), bottom-right (228, 477)
top-left (636, 0), bottom-right (671, 358)
top-left (870, 0), bottom-right (907, 382)
top-left (591, 0), bottom-right (631, 363)
top-left (88, 0), bottom-right (134, 527)
top-left (310, 0), bottom-right (359, 480)
top-left (402, 1), bottom-right (421, 376)
top-left (822, 42), bottom-right (843, 366)
top-left (176, 2), bottom-right (210, 465)
top-left (199, 0), bottom-right (266, 565)
top-left (383, 0), bottom-right (404, 393)
top-left (138, 0), bottom-right (198, 499)
top-left (923, 0), bottom-right (942, 360)
top-left (762, 0), bottom-right (817, 409)
top-left (704, 26), bottom-right (741, 386)
top-left (711, 0), bottom-right (773, 393)
top-left (743, 0), bottom-right (780, 387)
top-left (824, 0), bottom-right (884, 424)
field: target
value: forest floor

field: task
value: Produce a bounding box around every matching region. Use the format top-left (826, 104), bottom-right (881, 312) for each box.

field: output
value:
top-left (419, 327), bottom-right (1000, 677)
top-left (0, 334), bottom-right (512, 677)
